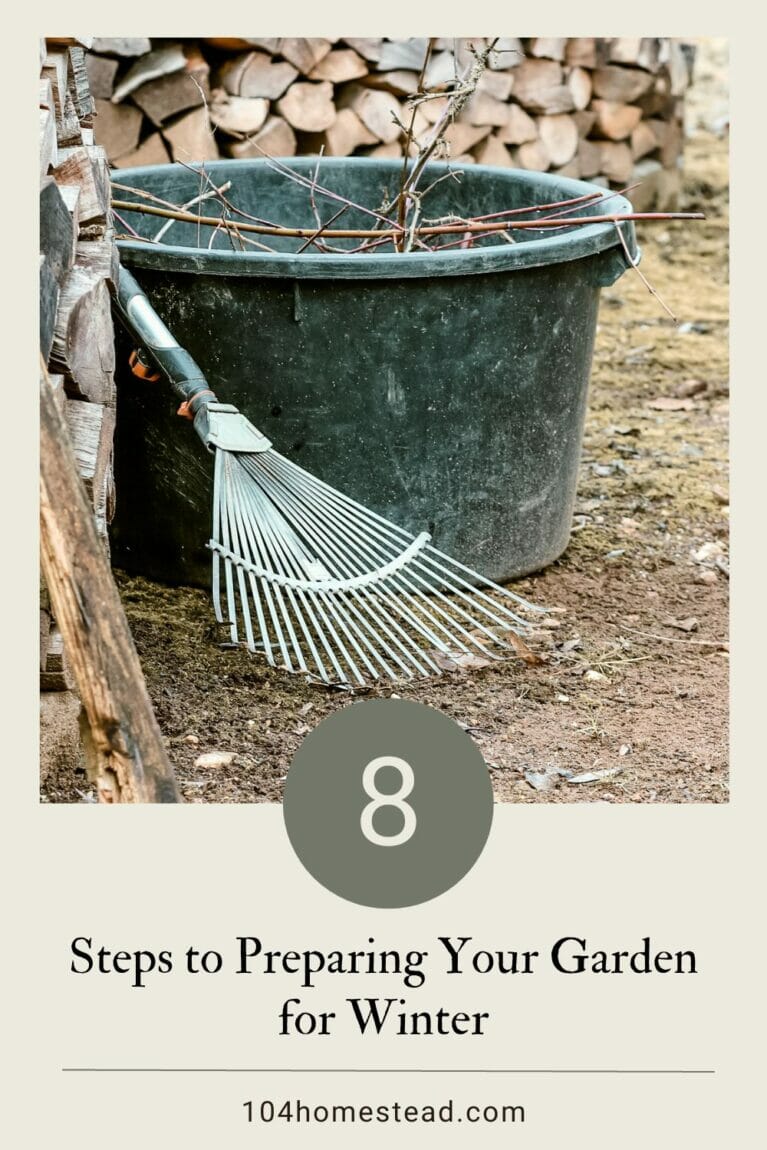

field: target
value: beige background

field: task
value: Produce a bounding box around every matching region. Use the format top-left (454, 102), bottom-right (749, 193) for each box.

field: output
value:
top-left (8, 5), bottom-right (761, 1147)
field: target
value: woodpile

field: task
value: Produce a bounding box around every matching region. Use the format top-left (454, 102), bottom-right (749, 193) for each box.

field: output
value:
top-left (89, 37), bottom-right (695, 207)
top-left (39, 35), bottom-right (117, 787)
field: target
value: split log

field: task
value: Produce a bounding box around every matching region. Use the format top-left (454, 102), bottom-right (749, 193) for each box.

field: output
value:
top-left (49, 266), bottom-right (116, 405)
top-left (40, 77), bottom-right (53, 110)
top-left (112, 132), bottom-right (170, 168)
top-left (567, 66), bottom-right (592, 111)
top-left (573, 109), bottom-right (597, 137)
top-left (631, 119), bottom-right (658, 161)
top-left (637, 75), bottom-right (676, 118)
top-left (473, 133), bottom-right (513, 167)
top-left (92, 37), bottom-right (151, 58)
top-left (111, 43), bottom-right (187, 103)
top-left (553, 157), bottom-right (582, 179)
top-left (40, 607), bottom-right (52, 674)
top-left (592, 64), bottom-right (654, 103)
top-left (630, 159), bottom-right (681, 211)
top-left (42, 49), bottom-right (70, 119)
top-left (578, 138), bottom-right (603, 179)
top-left (93, 98), bottom-right (143, 160)
top-left (52, 146), bottom-right (110, 227)
top-left (362, 70), bottom-right (420, 97)
top-left (340, 84), bottom-right (403, 144)
top-left (68, 46), bottom-right (95, 123)
top-left (301, 107), bottom-right (377, 157)
top-left (308, 48), bottom-right (368, 83)
top-left (537, 114), bottom-right (578, 167)
top-left (419, 96), bottom-right (449, 125)
top-left (41, 629), bottom-right (76, 692)
top-left (129, 52), bottom-right (211, 127)
top-left (58, 91), bottom-right (84, 147)
top-left (64, 399), bottom-right (116, 526)
top-left (376, 38), bottom-right (429, 72)
top-left (218, 51), bottom-right (298, 100)
top-left (596, 140), bottom-right (634, 184)
top-left (565, 38), bottom-right (598, 69)
top-left (209, 91), bottom-right (269, 136)
top-left (40, 177), bottom-right (76, 285)
top-left (342, 38), bottom-right (383, 63)
top-left (39, 257), bottom-right (59, 363)
top-left (278, 38), bottom-right (333, 76)
top-left (463, 90), bottom-right (510, 128)
top-left (40, 367), bottom-right (180, 804)
top-left (74, 235), bottom-right (119, 288)
top-left (511, 59), bottom-right (574, 114)
top-left (529, 38), bottom-right (567, 62)
top-left (225, 115), bottom-right (297, 159)
top-left (590, 98), bottom-right (643, 141)
top-left (487, 38), bottom-right (524, 68)
top-left (609, 38), bottom-right (663, 73)
top-left (277, 81), bottom-right (336, 133)
top-left (162, 106), bottom-right (218, 163)
top-left (205, 37), bottom-right (279, 52)
top-left (648, 117), bottom-right (683, 166)
top-left (442, 120), bottom-right (492, 156)
top-left (424, 50), bottom-right (460, 88)
top-left (663, 41), bottom-right (693, 96)
top-left (368, 142), bottom-right (403, 159)
top-left (498, 103), bottom-right (538, 145)
top-left (513, 138), bottom-right (552, 170)
top-left (85, 53), bottom-right (119, 99)
top-left (477, 69), bottom-right (513, 102)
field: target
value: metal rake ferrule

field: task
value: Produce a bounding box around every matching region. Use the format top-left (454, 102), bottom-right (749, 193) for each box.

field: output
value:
top-left (209, 446), bottom-right (544, 687)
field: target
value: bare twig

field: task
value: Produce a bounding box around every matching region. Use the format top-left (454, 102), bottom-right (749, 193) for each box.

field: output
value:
top-left (614, 222), bottom-right (677, 322)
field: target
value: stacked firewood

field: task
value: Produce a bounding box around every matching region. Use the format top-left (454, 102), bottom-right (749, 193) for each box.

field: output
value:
top-left (40, 34), bottom-right (117, 780)
top-left (90, 37), bottom-right (694, 209)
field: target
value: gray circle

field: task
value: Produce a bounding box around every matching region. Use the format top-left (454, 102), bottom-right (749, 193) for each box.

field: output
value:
top-left (283, 699), bottom-right (494, 908)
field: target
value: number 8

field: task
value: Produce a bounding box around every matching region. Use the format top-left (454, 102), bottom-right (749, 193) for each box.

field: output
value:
top-left (360, 756), bottom-right (417, 847)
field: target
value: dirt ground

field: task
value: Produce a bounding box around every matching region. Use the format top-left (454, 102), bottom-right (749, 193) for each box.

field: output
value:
top-left (43, 49), bottom-right (729, 806)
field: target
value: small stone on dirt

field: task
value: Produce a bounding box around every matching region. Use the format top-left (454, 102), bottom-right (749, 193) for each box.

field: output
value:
top-left (194, 751), bottom-right (236, 769)
top-left (647, 396), bottom-right (697, 411)
top-left (584, 669), bottom-right (607, 682)
top-left (674, 378), bottom-right (708, 398)
top-left (665, 616), bottom-right (699, 632)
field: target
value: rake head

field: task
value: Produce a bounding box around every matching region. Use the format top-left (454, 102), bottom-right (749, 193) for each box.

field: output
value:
top-left (209, 447), bottom-right (544, 687)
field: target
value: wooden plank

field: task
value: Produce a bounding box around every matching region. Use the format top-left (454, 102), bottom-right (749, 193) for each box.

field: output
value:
top-left (49, 266), bottom-right (116, 404)
top-left (40, 365), bottom-right (180, 804)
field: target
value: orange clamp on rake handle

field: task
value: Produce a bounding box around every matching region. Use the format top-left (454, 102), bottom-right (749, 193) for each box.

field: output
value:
top-left (129, 348), bottom-right (161, 382)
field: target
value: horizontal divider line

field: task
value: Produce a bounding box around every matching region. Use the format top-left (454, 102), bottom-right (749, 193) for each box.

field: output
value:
top-left (62, 1068), bottom-right (716, 1075)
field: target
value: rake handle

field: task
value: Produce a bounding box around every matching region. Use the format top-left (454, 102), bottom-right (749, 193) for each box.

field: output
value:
top-left (113, 265), bottom-right (218, 414)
